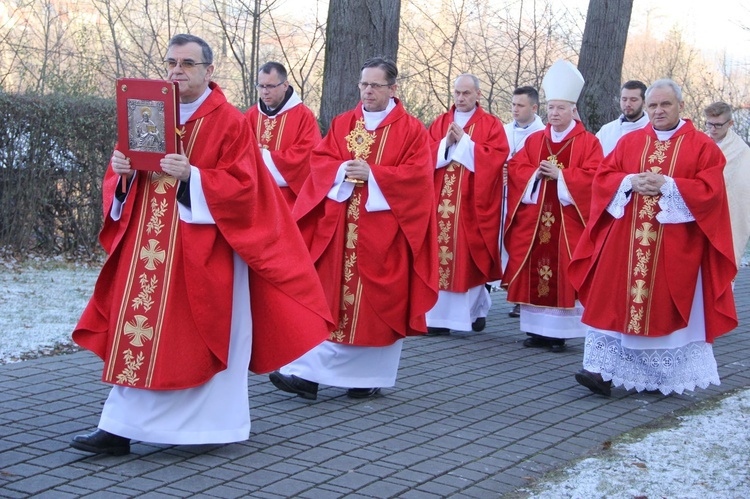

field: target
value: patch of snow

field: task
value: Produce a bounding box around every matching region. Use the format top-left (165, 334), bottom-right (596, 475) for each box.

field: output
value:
top-left (0, 259), bottom-right (98, 364)
top-left (521, 388), bottom-right (750, 498)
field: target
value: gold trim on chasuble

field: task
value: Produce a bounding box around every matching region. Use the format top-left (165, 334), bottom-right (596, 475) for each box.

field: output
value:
top-left (437, 124), bottom-right (475, 290)
top-left (256, 112), bottom-right (288, 150)
top-left (330, 120), bottom-right (390, 343)
top-left (105, 118), bottom-right (204, 387)
top-left (625, 135), bottom-right (682, 335)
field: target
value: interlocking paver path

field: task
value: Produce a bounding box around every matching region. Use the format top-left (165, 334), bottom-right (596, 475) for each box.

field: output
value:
top-left (2, 269), bottom-right (748, 498)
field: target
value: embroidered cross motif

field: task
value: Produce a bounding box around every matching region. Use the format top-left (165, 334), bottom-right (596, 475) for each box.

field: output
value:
top-left (635, 222), bottom-right (657, 246)
top-left (124, 315), bottom-right (154, 347)
top-left (341, 284), bottom-right (355, 309)
top-left (140, 239), bottom-right (166, 270)
top-left (438, 245), bottom-right (454, 265)
top-left (437, 199), bottom-right (456, 219)
top-left (345, 223), bottom-right (358, 249)
top-left (151, 173), bottom-right (177, 194)
top-left (631, 280), bottom-right (649, 304)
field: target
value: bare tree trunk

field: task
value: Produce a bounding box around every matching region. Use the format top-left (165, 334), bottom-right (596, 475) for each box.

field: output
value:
top-left (319, 0), bottom-right (401, 134)
top-left (577, 0), bottom-right (634, 132)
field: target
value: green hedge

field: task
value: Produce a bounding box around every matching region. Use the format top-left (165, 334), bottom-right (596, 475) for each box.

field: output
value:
top-left (0, 93), bottom-right (116, 254)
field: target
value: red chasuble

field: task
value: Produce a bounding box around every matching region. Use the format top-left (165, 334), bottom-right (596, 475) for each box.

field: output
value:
top-left (427, 105), bottom-right (509, 291)
top-left (502, 121), bottom-right (602, 307)
top-left (74, 83), bottom-right (333, 390)
top-left (293, 99), bottom-right (439, 346)
top-left (569, 121), bottom-right (737, 341)
top-left (244, 102), bottom-right (322, 207)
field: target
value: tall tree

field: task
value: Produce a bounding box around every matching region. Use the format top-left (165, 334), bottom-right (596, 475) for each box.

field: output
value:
top-left (318, 0), bottom-right (401, 133)
top-left (576, 0), bottom-right (634, 133)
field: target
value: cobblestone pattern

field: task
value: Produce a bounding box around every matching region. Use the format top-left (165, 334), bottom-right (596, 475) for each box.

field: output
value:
top-left (1, 271), bottom-right (748, 498)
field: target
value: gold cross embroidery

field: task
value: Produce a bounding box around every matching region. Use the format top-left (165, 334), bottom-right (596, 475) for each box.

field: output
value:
top-left (437, 199), bottom-right (456, 219)
top-left (345, 223), bottom-right (358, 249)
top-left (341, 284), bottom-right (355, 309)
top-left (538, 265), bottom-right (552, 281)
top-left (140, 239), bottom-right (166, 270)
top-left (124, 315), bottom-right (154, 347)
top-left (438, 245), bottom-right (454, 265)
top-left (151, 173), bottom-right (177, 194)
top-left (635, 222), bottom-right (657, 246)
top-left (631, 279), bottom-right (649, 304)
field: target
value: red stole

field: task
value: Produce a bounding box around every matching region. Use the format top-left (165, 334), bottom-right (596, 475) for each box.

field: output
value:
top-left (332, 120), bottom-right (398, 345)
top-left (436, 124), bottom-right (475, 290)
top-left (104, 120), bottom-right (208, 387)
top-left (524, 137), bottom-right (574, 306)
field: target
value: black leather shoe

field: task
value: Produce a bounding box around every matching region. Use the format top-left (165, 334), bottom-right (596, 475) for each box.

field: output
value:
top-left (522, 334), bottom-right (551, 348)
top-left (575, 369), bottom-right (612, 396)
top-left (70, 429), bottom-right (130, 456)
top-left (549, 340), bottom-right (567, 353)
top-left (471, 317), bottom-right (486, 332)
top-left (269, 371), bottom-right (318, 400)
top-left (347, 388), bottom-right (381, 399)
top-left (509, 304), bottom-right (520, 318)
top-left (426, 327), bottom-right (451, 336)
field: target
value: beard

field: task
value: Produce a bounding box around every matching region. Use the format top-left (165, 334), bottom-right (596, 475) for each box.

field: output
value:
top-left (623, 107), bottom-right (644, 121)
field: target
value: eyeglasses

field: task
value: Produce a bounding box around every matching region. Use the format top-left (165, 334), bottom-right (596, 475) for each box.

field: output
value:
top-left (706, 119), bottom-right (731, 129)
top-left (164, 59), bottom-right (211, 70)
top-left (255, 81), bottom-right (286, 90)
top-left (358, 81), bottom-right (392, 90)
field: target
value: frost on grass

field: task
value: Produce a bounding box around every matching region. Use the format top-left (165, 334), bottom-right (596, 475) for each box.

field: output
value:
top-left (0, 257), bottom-right (99, 364)
top-left (522, 388), bottom-right (750, 499)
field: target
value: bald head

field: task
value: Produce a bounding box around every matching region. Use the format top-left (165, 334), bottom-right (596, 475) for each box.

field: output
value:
top-left (453, 74), bottom-right (481, 113)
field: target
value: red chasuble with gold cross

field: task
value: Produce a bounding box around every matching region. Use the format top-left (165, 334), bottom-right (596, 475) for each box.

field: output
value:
top-left (570, 121), bottom-right (737, 341)
top-left (293, 99), bottom-right (438, 346)
top-left (244, 102), bottom-right (322, 207)
top-left (74, 83), bottom-right (332, 390)
top-left (427, 105), bottom-right (509, 291)
top-left (502, 121), bottom-right (602, 308)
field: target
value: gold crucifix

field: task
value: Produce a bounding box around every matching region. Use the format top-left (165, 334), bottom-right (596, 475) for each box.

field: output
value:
top-left (344, 118), bottom-right (375, 183)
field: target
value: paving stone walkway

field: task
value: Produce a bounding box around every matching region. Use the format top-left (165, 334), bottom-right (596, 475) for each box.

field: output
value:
top-left (1, 269), bottom-right (748, 498)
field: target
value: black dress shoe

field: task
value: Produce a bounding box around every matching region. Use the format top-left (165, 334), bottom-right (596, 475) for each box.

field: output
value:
top-left (509, 304), bottom-right (520, 318)
top-left (522, 334), bottom-right (551, 348)
top-left (70, 429), bottom-right (130, 456)
top-left (347, 387), bottom-right (381, 399)
top-left (471, 317), bottom-right (486, 332)
top-left (269, 371), bottom-right (318, 400)
top-left (426, 327), bottom-right (450, 336)
top-left (549, 340), bottom-right (567, 353)
top-left (575, 369), bottom-right (612, 396)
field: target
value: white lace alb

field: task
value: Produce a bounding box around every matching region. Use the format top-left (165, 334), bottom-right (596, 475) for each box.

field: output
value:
top-left (582, 330), bottom-right (720, 395)
top-left (657, 177), bottom-right (696, 224)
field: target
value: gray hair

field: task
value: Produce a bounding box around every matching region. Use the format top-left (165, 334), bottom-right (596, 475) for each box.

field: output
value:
top-left (455, 73), bottom-right (480, 90)
top-left (646, 79), bottom-right (683, 102)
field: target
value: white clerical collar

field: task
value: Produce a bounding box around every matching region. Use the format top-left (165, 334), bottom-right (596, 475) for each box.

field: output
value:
top-left (550, 120), bottom-right (576, 143)
top-left (362, 99), bottom-right (396, 130)
top-left (453, 106), bottom-right (477, 128)
top-left (180, 87), bottom-right (212, 124)
top-left (654, 119), bottom-right (686, 141)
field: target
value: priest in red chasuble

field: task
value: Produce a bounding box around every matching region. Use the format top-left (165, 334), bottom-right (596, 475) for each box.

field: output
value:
top-left (70, 34), bottom-right (332, 456)
top-left (244, 61), bottom-right (322, 208)
top-left (424, 74), bottom-right (508, 335)
top-left (502, 60), bottom-right (602, 353)
top-left (569, 79), bottom-right (737, 397)
top-left (268, 57), bottom-right (439, 401)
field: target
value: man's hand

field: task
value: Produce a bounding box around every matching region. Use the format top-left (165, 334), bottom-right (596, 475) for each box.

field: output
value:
top-left (537, 160), bottom-right (560, 180)
top-left (160, 142), bottom-right (191, 182)
top-left (345, 159), bottom-right (370, 181)
top-left (445, 122), bottom-right (465, 147)
top-left (111, 150), bottom-right (134, 179)
top-left (631, 172), bottom-right (665, 196)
